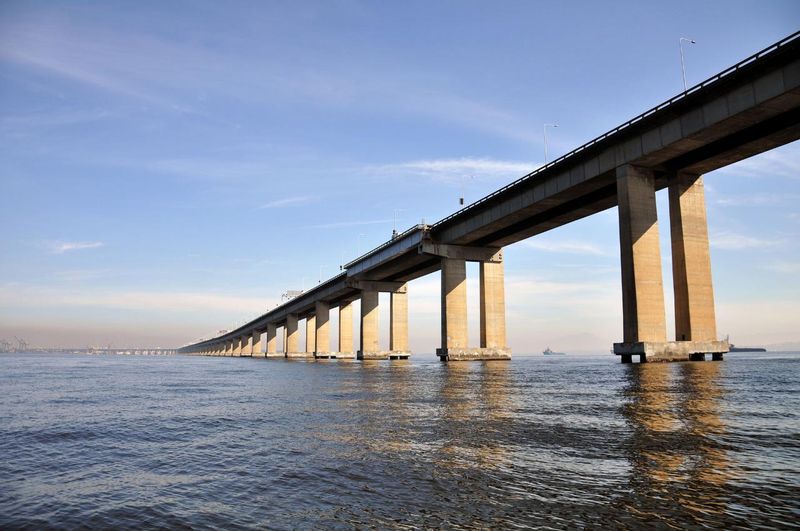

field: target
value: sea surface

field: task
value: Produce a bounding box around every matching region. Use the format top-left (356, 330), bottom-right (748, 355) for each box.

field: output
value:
top-left (1, 351), bottom-right (799, 529)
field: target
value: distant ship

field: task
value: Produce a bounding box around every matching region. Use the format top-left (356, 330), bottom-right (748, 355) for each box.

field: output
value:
top-left (726, 335), bottom-right (766, 352)
top-left (543, 347), bottom-right (565, 356)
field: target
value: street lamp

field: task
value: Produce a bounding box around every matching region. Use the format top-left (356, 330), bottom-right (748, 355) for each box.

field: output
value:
top-left (392, 209), bottom-right (404, 238)
top-left (679, 37), bottom-right (696, 92)
top-left (543, 123), bottom-right (559, 163)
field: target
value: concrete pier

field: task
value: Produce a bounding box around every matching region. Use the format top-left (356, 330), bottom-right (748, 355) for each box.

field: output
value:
top-left (358, 290), bottom-right (383, 360)
top-left (285, 314), bottom-right (309, 358)
top-left (337, 301), bottom-right (356, 359)
top-left (265, 323), bottom-right (281, 358)
top-left (614, 166), bottom-right (728, 362)
top-left (389, 285), bottom-right (411, 359)
top-left (314, 301), bottom-right (332, 359)
top-left (437, 253), bottom-right (510, 361)
top-left (252, 330), bottom-right (264, 357)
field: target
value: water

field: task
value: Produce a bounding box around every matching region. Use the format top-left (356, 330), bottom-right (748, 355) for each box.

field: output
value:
top-left (1, 352), bottom-right (798, 529)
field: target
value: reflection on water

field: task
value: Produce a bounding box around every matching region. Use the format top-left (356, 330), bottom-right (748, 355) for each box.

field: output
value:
top-left (621, 361), bottom-right (737, 525)
top-left (1, 352), bottom-right (799, 529)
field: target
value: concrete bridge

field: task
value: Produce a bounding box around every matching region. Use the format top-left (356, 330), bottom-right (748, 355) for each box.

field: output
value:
top-left (179, 32), bottom-right (800, 363)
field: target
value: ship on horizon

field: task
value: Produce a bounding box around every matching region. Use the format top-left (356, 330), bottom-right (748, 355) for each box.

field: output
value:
top-left (726, 335), bottom-right (767, 353)
top-left (543, 347), bottom-right (566, 356)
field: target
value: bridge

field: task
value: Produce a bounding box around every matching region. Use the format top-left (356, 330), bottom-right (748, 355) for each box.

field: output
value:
top-left (179, 32), bottom-right (800, 363)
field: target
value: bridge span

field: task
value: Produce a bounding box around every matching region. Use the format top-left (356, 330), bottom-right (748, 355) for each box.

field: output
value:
top-left (179, 32), bottom-right (800, 363)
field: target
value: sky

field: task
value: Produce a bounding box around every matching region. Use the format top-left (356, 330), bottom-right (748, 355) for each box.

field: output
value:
top-left (1, 0), bottom-right (799, 353)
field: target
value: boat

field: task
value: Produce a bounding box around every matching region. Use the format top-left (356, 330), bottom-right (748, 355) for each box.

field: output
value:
top-left (543, 347), bottom-right (565, 356)
top-left (725, 335), bottom-right (766, 352)
top-left (729, 344), bottom-right (767, 352)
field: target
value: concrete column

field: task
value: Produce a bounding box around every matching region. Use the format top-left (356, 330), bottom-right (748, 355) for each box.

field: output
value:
top-left (359, 290), bottom-right (380, 357)
top-left (305, 315), bottom-right (316, 354)
top-left (265, 323), bottom-right (278, 357)
top-left (390, 285), bottom-right (409, 352)
top-left (252, 330), bottom-right (263, 357)
top-left (338, 301), bottom-right (354, 356)
top-left (286, 315), bottom-right (299, 353)
top-left (480, 259), bottom-right (506, 349)
top-left (233, 336), bottom-right (242, 356)
top-left (616, 164), bottom-right (667, 344)
top-left (243, 334), bottom-right (253, 356)
top-left (227, 340), bottom-right (234, 356)
top-left (441, 258), bottom-right (468, 350)
top-left (315, 301), bottom-right (330, 357)
top-left (669, 172), bottom-right (718, 342)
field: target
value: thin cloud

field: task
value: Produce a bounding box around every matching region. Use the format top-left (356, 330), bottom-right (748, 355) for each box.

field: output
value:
top-left (47, 241), bottom-right (104, 254)
top-left (710, 231), bottom-right (783, 250)
top-left (371, 157), bottom-right (536, 183)
top-left (259, 196), bottom-right (312, 209)
top-left (524, 239), bottom-right (610, 256)
top-left (715, 192), bottom-right (799, 207)
top-left (306, 219), bottom-right (392, 229)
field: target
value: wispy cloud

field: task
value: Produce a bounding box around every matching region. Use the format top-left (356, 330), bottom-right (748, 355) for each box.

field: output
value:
top-left (716, 148), bottom-right (800, 180)
top-left (259, 196), bottom-right (312, 209)
top-left (306, 219), bottom-right (392, 229)
top-left (370, 157), bottom-right (536, 184)
top-left (523, 239), bottom-right (610, 256)
top-left (710, 231), bottom-right (783, 250)
top-left (715, 192), bottom-right (799, 207)
top-left (46, 241), bottom-right (104, 254)
top-left (765, 261), bottom-right (800, 274)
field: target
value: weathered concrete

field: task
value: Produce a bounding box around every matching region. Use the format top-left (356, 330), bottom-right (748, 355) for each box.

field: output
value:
top-left (390, 285), bottom-right (409, 352)
top-left (440, 258), bottom-right (468, 352)
top-left (338, 301), bottom-right (354, 357)
top-left (252, 330), bottom-right (264, 357)
top-left (264, 323), bottom-right (281, 357)
top-left (303, 314), bottom-right (316, 357)
top-left (479, 258), bottom-right (508, 351)
top-left (614, 340), bottom-right (729, 362)
top-left (669, 172), bottom-right (718, 342)
top-left (437, 347), bottom-right (512, 361)
top-left (358, 290), bottom-right (380, 360)
top-left (616, 165), bottom-right (667, 345)
top-left (286, 315), bottom-right (299, 354)
top-left (314, 301), bottom-right (331, 358)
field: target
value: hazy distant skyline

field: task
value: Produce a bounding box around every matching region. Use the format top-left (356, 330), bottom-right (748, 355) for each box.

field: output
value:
top-left (1, 1), bottom-right (799, 352)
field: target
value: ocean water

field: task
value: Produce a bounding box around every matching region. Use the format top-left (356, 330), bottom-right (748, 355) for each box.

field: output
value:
top-left (1, 351), bottom-right (798, 529)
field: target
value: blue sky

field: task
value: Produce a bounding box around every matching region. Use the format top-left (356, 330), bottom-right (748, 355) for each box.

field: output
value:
top-left (1, 1), bottom-right (798, 352)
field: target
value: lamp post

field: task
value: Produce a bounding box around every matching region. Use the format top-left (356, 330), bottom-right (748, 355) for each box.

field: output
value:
top-left (679, 37), bottom-right (696, 92)
top-left (392, 209), bottom-right (404, 238)
top-left (543, 123), bottom-right (558, 163)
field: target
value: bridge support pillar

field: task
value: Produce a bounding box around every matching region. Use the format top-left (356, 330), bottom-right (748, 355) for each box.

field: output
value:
top-left (612, 165), bottom-right (727, 362)
top-left (286, 314), bottom-right (308, 358)
top-left (668, 172), bottom-right (728, 360)
top-left (297, 315), bottom-right (316, 358)
top-left (480, 260), bottom-right (510, 357)
top-left (437, 255), bottom-right (511, 361)
top-left (358, 290), bottom-right (383, 360)
top-left (234, 337), bottom-right (243, 357)
top-left (242, 334), bottom-right (252, 356)
top-left (314, 302), bottom-right (332, 359)
top-left (337, 301), bottom-right (356, 359)
top-left (389, 285), bottom-right (411, 359)
top-left (252, 330), bottom-right (264, 357)
top-left (265, 323), bottom-right (281, 357)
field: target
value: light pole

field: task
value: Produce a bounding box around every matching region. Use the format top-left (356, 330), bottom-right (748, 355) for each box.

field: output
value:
top-left (459, 175), bottom-right (475, 206)
top-left (392, 209), bottom-right (404, 238)
top-left (679, 37), bottom-right (696, 92)
top-left (318, 265), bottom-right (326, 283)
top-left (543, 123), bottom-right (558, 163)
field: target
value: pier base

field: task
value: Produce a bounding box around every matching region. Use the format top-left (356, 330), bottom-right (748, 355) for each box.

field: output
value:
top-left (436, 347), bottom-right (511, 361)
top-left (264, 352), bottom-right (285, 359)
top-left (286, 351), bottom-right (315, 359)
top-left (357, 350), bottom-right (411, 360)
top-left (613, 340), bottom-right (728, 363)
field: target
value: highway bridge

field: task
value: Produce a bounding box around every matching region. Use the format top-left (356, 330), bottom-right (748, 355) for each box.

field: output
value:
top-left (179, 32), bottom-right (800, 363)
